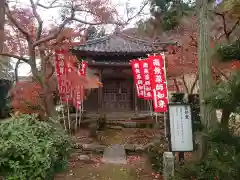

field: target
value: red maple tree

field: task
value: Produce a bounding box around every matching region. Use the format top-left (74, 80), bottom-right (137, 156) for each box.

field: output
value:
top-left (1, 0), bottom-right (147, 118)
top-left (1, 0), bottom-right (116, 118)
top-left (162, 16), bottom-right (233, 94)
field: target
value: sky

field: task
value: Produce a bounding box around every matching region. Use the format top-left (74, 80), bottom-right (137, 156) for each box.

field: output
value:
top-left (12, 0), bottom-right (150, 76)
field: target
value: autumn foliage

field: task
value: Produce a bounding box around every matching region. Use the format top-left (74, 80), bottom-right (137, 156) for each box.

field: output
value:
top-left (10, 81), bottom-right (46, 116)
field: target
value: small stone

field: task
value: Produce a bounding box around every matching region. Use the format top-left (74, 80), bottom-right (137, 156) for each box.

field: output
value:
top-left (82, 143), bottom-right (106, 151)
top-left (102, 144), bottom-right (127, 164)
top-left (73, 143), bottom-right (83, 149)
top-left (124, 144), bottom-right (135, 152)
top-left (123, 122), bottom-right (137, 128)
top-left (78, 155), bottom-right (90, 161)
top-left (109, 126), bottom-right (123, 130)
top-left (135, 145), bottom-right (145, 152)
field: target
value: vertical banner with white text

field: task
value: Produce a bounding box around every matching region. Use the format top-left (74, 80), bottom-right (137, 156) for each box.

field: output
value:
top-left (148, 55), bottom-right (168, 112)
top-left (55, 49), bottom-right (68, 103)
top-left (131, 60), bottom-right (144, 98)
top-left (141, 59), bottom-right (153, 100)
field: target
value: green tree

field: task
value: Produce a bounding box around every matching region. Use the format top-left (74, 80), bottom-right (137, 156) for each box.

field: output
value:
top-left (150, 0), bottom-right (194, 31)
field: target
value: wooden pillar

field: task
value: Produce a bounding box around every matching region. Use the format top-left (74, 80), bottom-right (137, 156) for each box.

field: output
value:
top-left (98, 68), bottom-right (103, 113)
top-left (133, 80), bottom-right (138, 114)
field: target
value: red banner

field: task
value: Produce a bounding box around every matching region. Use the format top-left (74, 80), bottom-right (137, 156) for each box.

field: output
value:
top-left (79, 61), bottom-right (88, 76)
top-left (131, 60), bottom-right (144, 98)
top-left (148, 55), bottom-right (168, 112)
top-left (55, 49), bottom-right (68, 103)
top-left (141, 59), bottom-right (153, 100)
top-left (75, 61), bottom-right (88, 110)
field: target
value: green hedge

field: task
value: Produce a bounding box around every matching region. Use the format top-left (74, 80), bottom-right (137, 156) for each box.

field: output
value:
top-left (0, 114), bottom-right (72, 180)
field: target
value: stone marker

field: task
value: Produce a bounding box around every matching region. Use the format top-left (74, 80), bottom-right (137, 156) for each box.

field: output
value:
top-left (102, 144), bottom-right (127, 164)
top-left (163, 152), bottom-right (175, 180)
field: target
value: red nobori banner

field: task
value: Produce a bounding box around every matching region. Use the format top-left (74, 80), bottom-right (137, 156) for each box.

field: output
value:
top-left (141, 59), bottom-right (153, 100)
top-left (55, 50), bottom-right (75, 104)
top-left (148, 55), bottom-right (168, 112)
top-left (79, 61), bottom-right (88, 76)
top-left (131, 59), bottom-right (144, 98)
top-left (75, 60), bottom-right (88, 109)
top-left (55, 49), bottom-right (68, 103)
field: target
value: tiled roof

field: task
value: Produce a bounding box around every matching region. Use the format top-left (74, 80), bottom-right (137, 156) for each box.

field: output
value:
top-left (71, 33), bottom-right (175, 55)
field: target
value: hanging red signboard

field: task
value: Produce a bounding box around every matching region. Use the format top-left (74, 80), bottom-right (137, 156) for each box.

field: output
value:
top-left (148, 55), bottom-right (168, 112)
top-left (131, 60), bottom-right (144, 98)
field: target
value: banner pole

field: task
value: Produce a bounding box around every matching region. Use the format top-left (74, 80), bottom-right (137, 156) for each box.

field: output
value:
top-left (67, 99), bottom-right (71, 134)
top-left (61, 102), bottom-right (67, 130)
top-left (161, 52), bottom-right (169, 139)
top-left (75, 106), bottom-right (78, 132)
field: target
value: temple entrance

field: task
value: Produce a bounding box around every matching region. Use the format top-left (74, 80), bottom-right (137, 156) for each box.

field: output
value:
top-left (103, 79), bottom-right (133, 112)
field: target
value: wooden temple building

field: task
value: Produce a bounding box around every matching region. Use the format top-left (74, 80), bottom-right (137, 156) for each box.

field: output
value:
top-left (71, 33), bottom-right (176, 117)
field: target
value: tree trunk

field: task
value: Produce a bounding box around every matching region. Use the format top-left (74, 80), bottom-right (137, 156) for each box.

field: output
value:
top-left (220, 109), bottom-right (231, 130)
top-left (190, 74), bottom-right (199, 94)
top-left (30, 60), bottom-right (56, 119)
top-left (14, 60), bottom-right (21, 82)
top-left (173, 78), bottom-right (180, 92)
top-left (0, 0), bottom-right (5, 52)
top-left (181, 75), bottom-right (190, 94)
top-left (197, 0), bottom-right (217, 159)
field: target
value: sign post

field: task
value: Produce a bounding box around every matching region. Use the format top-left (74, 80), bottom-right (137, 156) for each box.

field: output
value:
top-left (168, 103), bottom-right (193, 165)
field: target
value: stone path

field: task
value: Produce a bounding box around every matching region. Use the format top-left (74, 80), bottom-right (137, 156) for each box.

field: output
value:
top-left (102, 144), bottom-right (127, 164)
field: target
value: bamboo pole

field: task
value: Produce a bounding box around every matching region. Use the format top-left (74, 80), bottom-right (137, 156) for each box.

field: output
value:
top-left (61, 103), bottom-right (67, 130)
top-left (75, 107), bottom-right (78, 132)
top-left (67, 100), bottom-right (71, 134)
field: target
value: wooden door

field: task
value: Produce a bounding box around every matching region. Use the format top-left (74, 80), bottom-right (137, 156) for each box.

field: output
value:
top-left (103, 79), bottom-right (132, 111)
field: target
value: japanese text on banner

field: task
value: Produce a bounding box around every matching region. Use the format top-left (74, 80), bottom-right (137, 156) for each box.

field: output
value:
top-left (131, 60), bottom-right (144, 98)
top-left (148, 55), bottom-right (168, 112)
top-left (75, 61), bottom-right (88, 110)
top-left (141, 59), bottom-right (153, 100)
top-left (55, 50), bottom-right (68, 102)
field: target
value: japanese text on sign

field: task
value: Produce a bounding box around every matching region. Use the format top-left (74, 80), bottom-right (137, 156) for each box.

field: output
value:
top-left (169, 104), bottom-right (193, 151)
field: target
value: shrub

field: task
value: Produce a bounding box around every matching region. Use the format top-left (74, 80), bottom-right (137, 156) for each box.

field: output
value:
top-left (0, 114), bottom-right (72, 180)
top-left (178, 128), bottom-right (240, 180)
top-left (146, 142), bottom-right (166, 173)
top-left (89, 122), bottom-right (98, 138)
top-left (97, 114), bottom-right (107, 130)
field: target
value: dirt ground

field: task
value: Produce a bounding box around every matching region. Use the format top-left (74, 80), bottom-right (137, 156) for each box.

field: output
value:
top-left (72, 128), bottom-right (164, 145)
top-left (55, 154), bottom-right (163, 180)
top-left (55, 128), bottom-right (164, 180)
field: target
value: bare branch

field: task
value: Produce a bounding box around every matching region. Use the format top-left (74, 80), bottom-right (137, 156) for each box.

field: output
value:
top-left (215, 12), bottom-right (240, 41)
top-left (14, 59), bottom-right (23, 82)
top-left (5, 3), bottom-right (32, 42)
top-left (190, 74), bottom-right (198, 94)
top-left (29, 0), bottom-right (43, 40)
top-left (213, 66), bottom-right (230, 81)
top-left (33, 14), bottom-right (74, 47)
top-left (181, 75), bottom-right (190, 94)
top-left (173, 78), bottom-right (180, 92)
top-left (0, 52), bottom-right (29, 63)
top-left (124, 1), bottom-right (148, 25)
top-left (37, 0), bottom-right (58, 9)
top-left (72, 17), bottom-right (106, 25)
